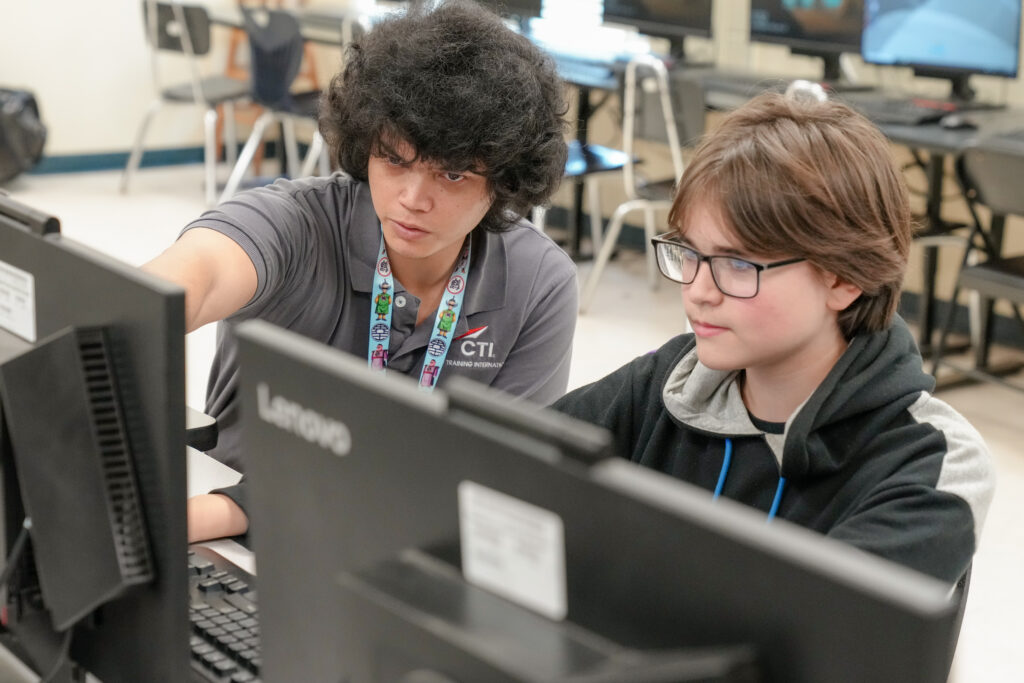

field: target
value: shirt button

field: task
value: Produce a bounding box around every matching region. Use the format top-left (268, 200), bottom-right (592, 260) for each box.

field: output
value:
top-left (395, 295), bottom-right (407, 308)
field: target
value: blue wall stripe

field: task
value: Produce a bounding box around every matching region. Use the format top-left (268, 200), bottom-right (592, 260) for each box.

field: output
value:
top-left (28, 147), bottom-right (206, 175)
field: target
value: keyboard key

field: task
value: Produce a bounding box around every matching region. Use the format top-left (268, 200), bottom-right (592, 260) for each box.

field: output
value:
top-left (188, 548), bottom-right (261, 678)
top-left (198, 578), bottom-right (224, 593)
top-left (213, 658), bottom-right (238, 675)
top-left (226, 593), bottom-right (258, 615)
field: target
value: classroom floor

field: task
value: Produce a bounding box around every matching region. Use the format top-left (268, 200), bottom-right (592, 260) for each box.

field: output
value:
top-left (5, 163), bottom-right (1023, 681)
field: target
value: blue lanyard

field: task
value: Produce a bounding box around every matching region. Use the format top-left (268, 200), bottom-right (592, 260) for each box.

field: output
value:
top-left (367, 227), bottom-right (471, 391)
top-left (713, 438), bottom-right (786, 522)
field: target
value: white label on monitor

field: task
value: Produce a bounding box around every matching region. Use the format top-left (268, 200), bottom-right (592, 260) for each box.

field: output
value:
top-left (458, 480), bottom-right (567, 621)
top-left (0, 260), bottom-right (36, 342)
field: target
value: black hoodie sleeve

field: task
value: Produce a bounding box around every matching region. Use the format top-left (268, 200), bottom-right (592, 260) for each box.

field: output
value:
top-left (823, 426), bottom-right (982, 585)
top-left (550, 335), bottom-right (694, 459)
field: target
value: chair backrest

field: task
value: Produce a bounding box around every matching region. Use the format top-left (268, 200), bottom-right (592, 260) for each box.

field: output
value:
top-left (141, 1), bottom-right (213, 105)
top-left (243, 8), bottom-right (306, 109)
top-left (620, 55), bottom-right (695, 201)
top-left (958, 140), bottom-right (1024, 219)
top-left (143, 1), bottom-right (212, 56)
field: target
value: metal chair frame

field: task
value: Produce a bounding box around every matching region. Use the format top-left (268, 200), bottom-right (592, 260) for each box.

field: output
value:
top-left (121, 0), bottom-right (251, 206)
top-left (218, 7), bottom-right (328, 203)
top-left (930, 146), bottom-right (1024, 393)
top-left (579, 54), bottom-right (688, 313)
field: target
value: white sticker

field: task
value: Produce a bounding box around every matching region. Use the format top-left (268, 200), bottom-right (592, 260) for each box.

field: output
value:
top-left (0, 260), bottom-right (36, 342)
top-left (458, 480), bottom-right (567, 621)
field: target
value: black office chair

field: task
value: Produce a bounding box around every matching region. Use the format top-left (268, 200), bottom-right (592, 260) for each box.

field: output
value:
top-left (531, 140), bottom-right (629, 262)
top-left (219, 7), bottom-right (328, 202)
top-left (930, 140), bottom-right (1024, 393)
top-left (121, 1), bottom-right (252, 206)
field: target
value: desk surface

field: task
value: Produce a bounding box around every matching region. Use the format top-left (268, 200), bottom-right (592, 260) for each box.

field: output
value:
top-left (187, 447), bottom-right (255, 575)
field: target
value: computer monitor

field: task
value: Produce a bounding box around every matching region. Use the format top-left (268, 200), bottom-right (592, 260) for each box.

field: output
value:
top-left (474, 0), bottom-right (542, 30)
top-left (236, 319), bottom-right (959, 683)
top-left (602, 0), bottom-right (713, 59)
top-left (749, 0), bottom-right (865, 83)
top-left (861, 0), bottom-right (1022, 102)
top-left (0, 195), bottom-right (190, 681)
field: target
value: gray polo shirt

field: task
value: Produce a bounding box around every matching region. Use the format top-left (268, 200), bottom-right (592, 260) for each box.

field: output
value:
top-left (183, 174), bottom-right (578, 471)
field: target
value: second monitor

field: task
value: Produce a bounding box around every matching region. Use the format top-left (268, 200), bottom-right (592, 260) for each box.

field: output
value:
top-left (602, 0), bottom-right (713, 60)
top-left (861, 0), bottom-right (1022, 102)
top-left (236, 319), bottom-right (960, 683)
top-left (750, 0), bottom-right (865, 84)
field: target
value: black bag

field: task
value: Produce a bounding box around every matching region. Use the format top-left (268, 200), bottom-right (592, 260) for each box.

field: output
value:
top-left (0, 88), bottom-right (47, 184)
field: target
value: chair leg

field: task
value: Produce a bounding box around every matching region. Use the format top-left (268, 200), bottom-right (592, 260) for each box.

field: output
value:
top-left (580, 202), bottom-right (634, 314)
top-left (299, 130), bottom-right (326, 178)
top-left (643, 205), bottom-right (658, 290)
top-left (282, 118), bottom-right (300, 178)
top-left (222, 102), bottom-right (239, 169)
top-left (220, 111), bottom-right (276, 203)
top-left (203, 107), bottom-right (220, 206)
top-left (120, 99), bottom-right (163, 194)
top-left (930, 281), bottom-right (965, 378)
top-left (531, 206), bottom-right (547, 233)
top-left (586, 178), bottom-right (603, 255)
top-left (317, 133), bottom-right (330, 177)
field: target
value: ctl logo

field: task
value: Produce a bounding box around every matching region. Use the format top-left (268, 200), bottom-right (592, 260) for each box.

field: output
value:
top-left (256, 382), bottom-right (351, 456)
top-left (456, 326), bottom-right (495, 358)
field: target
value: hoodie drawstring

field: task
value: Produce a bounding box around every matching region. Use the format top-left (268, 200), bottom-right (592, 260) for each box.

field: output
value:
top-left (713, 438), bottom-right (787, 522)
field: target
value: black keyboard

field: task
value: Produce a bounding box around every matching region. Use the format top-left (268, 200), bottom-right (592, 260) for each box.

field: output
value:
top-left (990, 128), bottom-right (1024, 143)
top-left (699, 71), bottom-right (788, 97)
top-left (188, 548), bottom-right (262, 683)
top-left (844, 95), bottom-right (949, 125)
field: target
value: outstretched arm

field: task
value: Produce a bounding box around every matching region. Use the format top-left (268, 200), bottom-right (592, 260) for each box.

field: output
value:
top-left (187, 493), bottom-right (249, 543)
top-left (142, 227), bottom-right (258, 333)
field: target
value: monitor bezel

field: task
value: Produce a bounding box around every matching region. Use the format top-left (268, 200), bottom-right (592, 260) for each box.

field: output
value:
top-left (602, 0), bottom-right (714, 41)
top-left (860, 0), bottom-right (1022, 80)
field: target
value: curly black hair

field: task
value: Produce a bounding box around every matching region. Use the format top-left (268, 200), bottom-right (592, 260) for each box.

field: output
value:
top-left (319, 0), bottom-right (568, 232)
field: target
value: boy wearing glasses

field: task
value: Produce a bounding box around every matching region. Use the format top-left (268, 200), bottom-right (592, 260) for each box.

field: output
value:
top-left (554, 93), bottom-right (993, 585)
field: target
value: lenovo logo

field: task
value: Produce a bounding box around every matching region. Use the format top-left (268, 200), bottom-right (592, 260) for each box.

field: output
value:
top-left (256, 382), bottom-right (351, 456)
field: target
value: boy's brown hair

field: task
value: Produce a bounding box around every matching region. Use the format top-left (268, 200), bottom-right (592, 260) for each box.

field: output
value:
top-left (668, 92), bottom-right (912, 339)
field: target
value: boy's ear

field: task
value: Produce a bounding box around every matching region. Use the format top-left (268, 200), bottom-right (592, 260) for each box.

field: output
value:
top-left (824, 274), bottom-right (863, 312)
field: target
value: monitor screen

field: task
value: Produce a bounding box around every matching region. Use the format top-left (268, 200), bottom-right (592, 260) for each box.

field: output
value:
top-left (236, 318), bottom-right (959, 683)
top-left (474, 0), bottom-right (542, 21)
top-left (750, 0), bottom-right (865, 80)
top-left (603, 0), bottom-right (713, 38)
top-left (862, 0), bottom-right (1022, 79)
top-left (0, 195), bottom-right (189, 681)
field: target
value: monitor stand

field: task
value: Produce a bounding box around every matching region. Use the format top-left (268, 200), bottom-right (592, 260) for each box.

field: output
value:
top-left (821, 80), bottom-right (875, 93)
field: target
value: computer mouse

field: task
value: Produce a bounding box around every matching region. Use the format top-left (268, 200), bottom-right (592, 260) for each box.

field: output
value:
top-left (939, 114), bottom-right (978, 130)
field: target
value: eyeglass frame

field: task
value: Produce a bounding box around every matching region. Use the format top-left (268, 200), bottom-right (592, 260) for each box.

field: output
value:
top-left (649, 233), bottom-right (807, 299)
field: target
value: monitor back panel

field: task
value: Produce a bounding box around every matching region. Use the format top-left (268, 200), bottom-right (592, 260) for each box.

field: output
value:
top-left (238, 321), bottom-right (956, 683)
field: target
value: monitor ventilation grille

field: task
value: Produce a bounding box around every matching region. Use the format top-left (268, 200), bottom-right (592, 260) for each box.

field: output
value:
top-left (78, 329), bottom-right (153, 583)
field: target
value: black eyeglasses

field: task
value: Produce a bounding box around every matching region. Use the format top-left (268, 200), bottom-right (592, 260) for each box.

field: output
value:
top-left (650, 233), bottom-right (806, 299)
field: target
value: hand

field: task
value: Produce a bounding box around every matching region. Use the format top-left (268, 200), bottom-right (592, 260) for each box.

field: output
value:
top-left (187, 493), bottom-right (249, 543)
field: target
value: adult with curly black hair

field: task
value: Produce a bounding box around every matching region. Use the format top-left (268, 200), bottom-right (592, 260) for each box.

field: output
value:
top-left (142, 0), bottom-right (578, 543)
